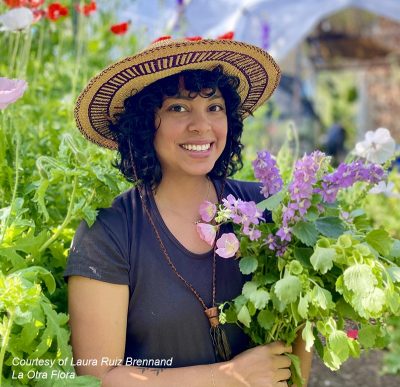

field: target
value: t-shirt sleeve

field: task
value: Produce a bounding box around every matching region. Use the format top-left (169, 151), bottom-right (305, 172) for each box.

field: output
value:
top-left (63, 208), bottom-right (130, 285)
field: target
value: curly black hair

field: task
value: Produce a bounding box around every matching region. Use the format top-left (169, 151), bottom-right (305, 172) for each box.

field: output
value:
top-left (108, 65), bottom-right (246, 187)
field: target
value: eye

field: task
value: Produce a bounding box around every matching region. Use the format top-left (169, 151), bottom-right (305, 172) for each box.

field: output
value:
top-left (209, 104), bottom-right (225, 112)
top-left (167, 104), bottom-right (187, 113)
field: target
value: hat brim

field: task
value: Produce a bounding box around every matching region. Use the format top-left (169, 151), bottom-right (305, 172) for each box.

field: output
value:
top-left (75, 38), bottom-right (281, 149)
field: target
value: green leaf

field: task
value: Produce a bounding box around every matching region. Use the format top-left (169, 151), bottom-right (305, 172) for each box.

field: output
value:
top-left (292, 221), bottom-right (318, 247)
top-left (354, 288), bottom-right (385, 317)
top-left (302, 320), bottom-right (314, 352)
top-left (275, 275), bottom-right (302, 304)
top-left (366, 229), bottom-right (393, 256)
top-left (323, 348), bottom-right (342, 371)
top-left (315, 217), bottom-right (345, 238)
top-left (12, 266), bottom-right (56, 294)
top-left (386, 290), bottom-right (400, 314)
top-left (305, 207), bottom-right (320, 222)
top-left (31, 302), bottom-right (71, 360)
top-left (311, 285), bottom-right (334, 310)
top-left (328, 330), bottom-right (350, 363)
top-left (242, 281), bottom-right (258, 299)
top-left (32, 179), bottom-right (50, 222)
top-left (336, 298), bottom-right (359, 320)
top-left (310, 246), bottom-right (336, 274)
top-left (358, 325), bottom-right (379, 348)
top-left (288, 260), bottom-right (303, 275)
top-left (293, 247), bottom-right (313, 269)
top-left (313, 328), bottom-right (324, 358)
top-left (257, 190), bottom-right (284, 211)
top-left (387, 267), bottom-right (400, 283)
top-left (239, 256), bottom-right (258, 275)
top-left (343, 264), bottom-right (376, 294)
top-left (257, 309), bottom-right (275, 330)
top-left (298, 294), bottom-right (309, 319)
top-left (237, 305), bottom-right (251, 328)
top-left (348, 338), bottom-right (361, 358)
top-left (389, 239), bottom-right (400, 260)
top-left (287, 353), bottom-right (304, 387)
top-left (250, 289), bottom-right (270, 310)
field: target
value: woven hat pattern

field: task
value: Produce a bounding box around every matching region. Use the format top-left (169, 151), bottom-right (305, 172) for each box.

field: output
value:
top-left (75, 38), bottom-right (281, 149)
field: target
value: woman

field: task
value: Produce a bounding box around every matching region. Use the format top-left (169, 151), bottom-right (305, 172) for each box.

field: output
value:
top-left (64, 36), bottom-right (312, 386)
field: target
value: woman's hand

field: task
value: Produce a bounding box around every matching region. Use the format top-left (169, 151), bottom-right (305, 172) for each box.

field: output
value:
top-left (216, 341), bottom-right (292, 387)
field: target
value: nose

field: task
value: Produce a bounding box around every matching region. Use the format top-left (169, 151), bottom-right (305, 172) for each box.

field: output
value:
top-left (188, 109), bottom-right (212, 134)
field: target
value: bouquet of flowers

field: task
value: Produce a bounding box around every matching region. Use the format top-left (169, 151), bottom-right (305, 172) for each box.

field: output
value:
top-left (197, 128), bottom-right (400, 385)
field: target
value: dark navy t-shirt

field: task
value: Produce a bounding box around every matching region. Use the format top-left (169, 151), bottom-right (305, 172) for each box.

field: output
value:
top-left (64, 178), bottom-right (265, 368)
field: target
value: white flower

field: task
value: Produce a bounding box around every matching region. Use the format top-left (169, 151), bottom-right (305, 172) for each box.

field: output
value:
top-left (354, 128), bottom-right (396, 164)
top-left (369, 181), bottom-right (400, 198)
top-left (0, 7), bottom-right (34, 32)
top-left (369, 181), bottom-right (394, 195)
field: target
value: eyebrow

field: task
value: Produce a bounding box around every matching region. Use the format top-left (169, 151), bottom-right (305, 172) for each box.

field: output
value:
top-left (164, 94), bottom-right (224, 101)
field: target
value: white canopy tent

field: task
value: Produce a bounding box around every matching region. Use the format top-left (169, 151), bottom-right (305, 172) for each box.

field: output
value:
top-left (119, 0), bottom-right (400, 63)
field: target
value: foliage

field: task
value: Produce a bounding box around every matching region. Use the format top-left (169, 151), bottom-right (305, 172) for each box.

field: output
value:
top-left (0, 2), bottom-right (134, 385)
top-left (203, 137), bottom-right (400, 385)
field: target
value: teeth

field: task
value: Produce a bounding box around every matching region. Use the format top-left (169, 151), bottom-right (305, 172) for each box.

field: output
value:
top-left (181, 143), bottom-right (211, 151)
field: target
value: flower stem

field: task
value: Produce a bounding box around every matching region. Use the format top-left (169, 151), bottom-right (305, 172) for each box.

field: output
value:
top-left (9, 31), bottom-right (21, 77)
top-left (18, 28), bottom-right (33, 78)
top-left (39, 175), bottom-right (78, 253)
top-left (71, 6), bottom-right (85, 107)
top-left (0, 133), bottom-right (20, 245)
top-left (0, 310), bottom-right (15, 387)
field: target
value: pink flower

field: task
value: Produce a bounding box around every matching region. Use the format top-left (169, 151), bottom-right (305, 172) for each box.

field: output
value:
top-left (196, 223), bottom-right (217, 246)
top-left (0, 77), bottom-right (28, 110)
top-left (199, 200), bottom-right (216, 222)
top-left (347, 329), bottom-right (358, 340)
top-left (215, 233), bottom-right (240, 258)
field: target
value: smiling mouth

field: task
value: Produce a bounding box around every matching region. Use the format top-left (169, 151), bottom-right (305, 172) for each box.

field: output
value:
top-left (180, 143), bottom-right (213, 152)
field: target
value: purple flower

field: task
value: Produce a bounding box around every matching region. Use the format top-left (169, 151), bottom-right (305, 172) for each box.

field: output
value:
top-left (276, 226), bottom-right (292, 242)
top-left (196, 223), bottom-right (217, 246)
top-left (281, 151), bottom-right (325, 227)
top-left (264, 233), bottom-right (288, 256)
top-left (235, 201), bottom-right (263, 227)
top-left (199, 200), bottom-right (216, 222)
top-left (215, 233), bottom-right (240, 258)
top-left (252, 151), bottom-right (283, 198)
top-left (317, 161), bottom-right (385, 203)
top-left (243, 225), bottom-right (262, 241)
top-left (222, 194), bottom-right (239, 212)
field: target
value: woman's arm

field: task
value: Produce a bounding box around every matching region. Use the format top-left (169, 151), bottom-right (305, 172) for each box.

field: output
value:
top-left (68, 276), bottom-right (292, 387)
top-left (293, 334), bottom-right (313, 387)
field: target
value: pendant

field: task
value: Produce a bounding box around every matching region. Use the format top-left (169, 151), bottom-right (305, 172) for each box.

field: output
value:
top-left (205, 307), bottom-right (232, 361)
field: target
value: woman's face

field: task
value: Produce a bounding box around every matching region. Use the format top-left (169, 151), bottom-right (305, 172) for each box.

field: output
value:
top-left (154, 87), bottom-right (228, 179)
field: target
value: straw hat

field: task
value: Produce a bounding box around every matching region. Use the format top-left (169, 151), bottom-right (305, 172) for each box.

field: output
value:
top-left (75, 36), bottom-right (281, 149)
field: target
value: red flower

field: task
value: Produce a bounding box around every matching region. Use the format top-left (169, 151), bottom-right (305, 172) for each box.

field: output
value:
top-left (217, 31), bottom-right (234, 40)
top-left (4, 0), bottom-right (44, 7)
top-left (33, 8), bottom-right (46, 23)
top-left (185, 36), bottom-right (202, 41)
top-left (76, 0), bottom-right (96, 17)
top-left (152, 35), bottom-right (171, 44)
top-left (4, 0), bottom-right (25, 6)
top-left (110, 21), bottom-right (130, 35)
top-left (346, 329), bottom-right (358, 340)
top-left (46, 2), bottom-right (69, 21)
